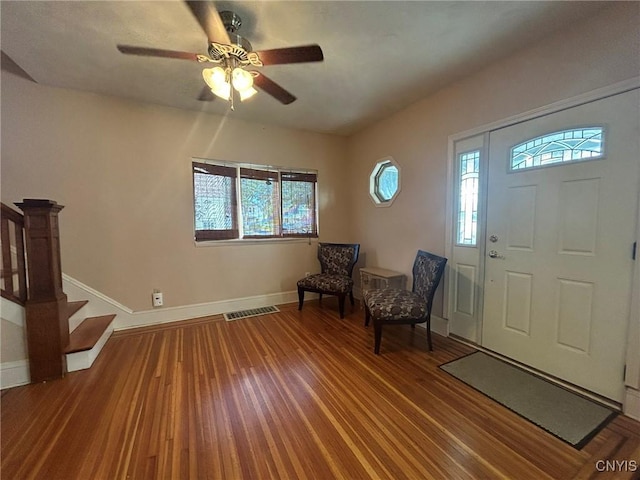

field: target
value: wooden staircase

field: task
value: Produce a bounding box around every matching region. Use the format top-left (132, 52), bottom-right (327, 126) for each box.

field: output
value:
top-left (65, 301), bottom-right (115, 372)
top-left (66, 315), bottom-right (115, 353)
top-left (1, 200), bottom-right (116, 382)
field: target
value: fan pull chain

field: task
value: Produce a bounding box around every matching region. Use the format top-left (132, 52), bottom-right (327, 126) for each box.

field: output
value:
top-left (225, 66), bottom-right (235, 111)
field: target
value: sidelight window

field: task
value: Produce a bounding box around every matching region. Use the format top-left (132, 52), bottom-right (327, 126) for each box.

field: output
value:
top-left (457, 150), bottom-right (480, 246)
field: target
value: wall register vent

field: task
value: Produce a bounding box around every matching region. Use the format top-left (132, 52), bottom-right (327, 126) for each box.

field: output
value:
top-left (223, 305), bottom-right (280, 321)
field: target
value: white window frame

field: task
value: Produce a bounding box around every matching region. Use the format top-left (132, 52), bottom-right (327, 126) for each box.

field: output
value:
top-left (369, 156), bottom-right (401, 207)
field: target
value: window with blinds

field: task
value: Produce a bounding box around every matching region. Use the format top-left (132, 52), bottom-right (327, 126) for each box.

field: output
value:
top-left (281, 172), bottom-right (317, 237)
top-left (193, 162), bottom-right (238, 240)
top-left (193, 161), bottom-right (318, 241)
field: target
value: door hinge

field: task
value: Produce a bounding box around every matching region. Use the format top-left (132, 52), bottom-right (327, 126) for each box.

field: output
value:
top-left (623, 364), bottom-right (627, 380)
top-left (633, 241), bottom-right (637, 260)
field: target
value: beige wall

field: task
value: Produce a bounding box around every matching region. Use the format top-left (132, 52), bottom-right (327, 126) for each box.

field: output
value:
top-left (1, 73), bottom-right (349, 311)
top-left (345, 3), bottom-right (639, 318)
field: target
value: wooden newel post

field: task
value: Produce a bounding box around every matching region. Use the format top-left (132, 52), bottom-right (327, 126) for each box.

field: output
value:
top-left (16, 199), bottom-right (68, 382)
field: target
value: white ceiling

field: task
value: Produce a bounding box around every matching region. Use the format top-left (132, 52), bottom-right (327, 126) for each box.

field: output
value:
top-left (1, 1), bottom-right (609, 136)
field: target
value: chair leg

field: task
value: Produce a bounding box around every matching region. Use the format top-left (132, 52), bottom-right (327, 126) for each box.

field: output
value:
top-left (298, 288), bottom-right (304, 311)
top-left (374, 323), bottom-right (382, 354)
top-left (319, 293), bottom-right (323, 303)
top-left (338, 294), bottom-right (345, 319)
top-left (426, 315), bottom-right (433, 351)
top-left (364, 305), bottom-right (370, 326)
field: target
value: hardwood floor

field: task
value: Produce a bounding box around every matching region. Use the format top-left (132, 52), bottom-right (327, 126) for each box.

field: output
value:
top-left (2, 300), bottom-right (639, 479)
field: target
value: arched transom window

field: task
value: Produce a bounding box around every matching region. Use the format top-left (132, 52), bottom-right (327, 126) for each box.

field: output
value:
top-left (510, 126), bottom-right (604, 171)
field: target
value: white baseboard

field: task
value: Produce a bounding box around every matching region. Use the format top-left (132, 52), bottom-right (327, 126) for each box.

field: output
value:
top-left (62, 274), bottom-right (306, 332)
top-left (117, 291), bottom-right (305, 331)
top-left (431, 315), bottom-right (448, 337)
top-left (411, 314), bottom-right (448, 338)
top-left (623, 387), bottom-right (640, 421)
top-left (0, 360), bottom-right (30, 389)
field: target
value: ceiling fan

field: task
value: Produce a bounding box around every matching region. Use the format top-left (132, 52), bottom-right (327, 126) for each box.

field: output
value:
top-left (117, 1), bottom-right (323, 108)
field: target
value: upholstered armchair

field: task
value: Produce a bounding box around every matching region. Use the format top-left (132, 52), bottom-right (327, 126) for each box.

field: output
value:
top-left (297, 243), bottom-right (360, 318)
top-left (364, 250), bottom-right (447, 354)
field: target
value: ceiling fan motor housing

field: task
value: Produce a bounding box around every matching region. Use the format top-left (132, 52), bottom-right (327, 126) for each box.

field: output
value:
top-left (219, 11), bottom-right (242, 33)
top-left (208, 11), bottom-right (252, 60)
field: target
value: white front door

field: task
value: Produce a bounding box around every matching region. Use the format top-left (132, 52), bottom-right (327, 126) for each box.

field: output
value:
top-left (482, 89), bottom-right (639, 402)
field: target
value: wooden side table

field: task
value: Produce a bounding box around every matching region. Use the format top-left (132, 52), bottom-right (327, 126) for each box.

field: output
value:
top-left (360, 267), bottom-right (406, 301)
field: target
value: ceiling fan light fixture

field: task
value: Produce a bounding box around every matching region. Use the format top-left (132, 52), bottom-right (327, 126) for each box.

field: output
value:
top-left (202, 66), bottom-right (231, 99)
top-left (202, 66), bottom-right (226, 89)
top-left (211, 82), bottom-right (231, 101)
top-left (231, 67), bottom-right (253, 92)
top-left (239, 86), bottom-right (258, 101)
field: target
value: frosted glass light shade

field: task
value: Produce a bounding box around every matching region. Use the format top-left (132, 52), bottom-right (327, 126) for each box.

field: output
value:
top-left (202, 67), bottom-right (231, 100)
top-left (231, 68), bottom-right (254, 92)
top-left (211, 83), bottom-right (231, 100)
top-left (239, 87), bottom-right (258, 101)
top-left (202, 67), bottom-right (226, 89)
top-left (202, 66), bottom-right (256, 102)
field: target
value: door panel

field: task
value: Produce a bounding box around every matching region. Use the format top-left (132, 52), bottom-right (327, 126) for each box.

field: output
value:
top-left (482, 90), bottom-right (639, 402)
top-left (506, 185), bottom-right (536, 250)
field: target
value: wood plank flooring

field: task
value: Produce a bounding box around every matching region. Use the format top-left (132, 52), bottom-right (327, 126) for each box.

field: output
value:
top-left (2, 300), bottom-right (639, 479)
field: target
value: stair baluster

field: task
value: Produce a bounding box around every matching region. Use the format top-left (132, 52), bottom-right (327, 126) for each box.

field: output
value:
top-left (1, 203), bottom-right (27, 305)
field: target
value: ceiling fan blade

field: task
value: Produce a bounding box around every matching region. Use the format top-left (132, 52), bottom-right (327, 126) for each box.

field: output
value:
top-left (117, 45), bottom-right (199, 61)
top-left (254, 45), bottom-right (324, 66)
top-left (197, 85), bottom-right (215, 102)
top-left (252, 72), bottom-right (296, 105)
top-left (184, 1), bottom-right (230, 44)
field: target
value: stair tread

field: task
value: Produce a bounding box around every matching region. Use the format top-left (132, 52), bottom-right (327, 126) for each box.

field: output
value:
top-left (65, 314), bottom-right (115, 354)
top-left (67, 300), bottom-right (89, 319)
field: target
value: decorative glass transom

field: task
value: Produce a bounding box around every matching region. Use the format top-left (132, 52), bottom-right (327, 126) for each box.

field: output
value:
top-left (457, 150), bottom-right (480, 246)
top-left (510, 127), bottom-right (604, 171)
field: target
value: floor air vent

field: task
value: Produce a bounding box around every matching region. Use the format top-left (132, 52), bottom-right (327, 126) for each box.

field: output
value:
top-left (223, 306), bottom-right (280, 321)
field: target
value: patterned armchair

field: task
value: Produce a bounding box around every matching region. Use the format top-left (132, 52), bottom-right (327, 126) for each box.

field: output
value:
top-left (364, 250), bottom-right (447, 354)
top-left (297, 243), bottom-right (360, 318)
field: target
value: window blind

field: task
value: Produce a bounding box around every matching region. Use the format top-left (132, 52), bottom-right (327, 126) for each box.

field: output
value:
top-left (193, 162), bottom-right (239, 240)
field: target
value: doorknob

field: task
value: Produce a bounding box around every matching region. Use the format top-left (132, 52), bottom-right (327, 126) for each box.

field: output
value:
top-left (488, 250), bottom-right (505, 259)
